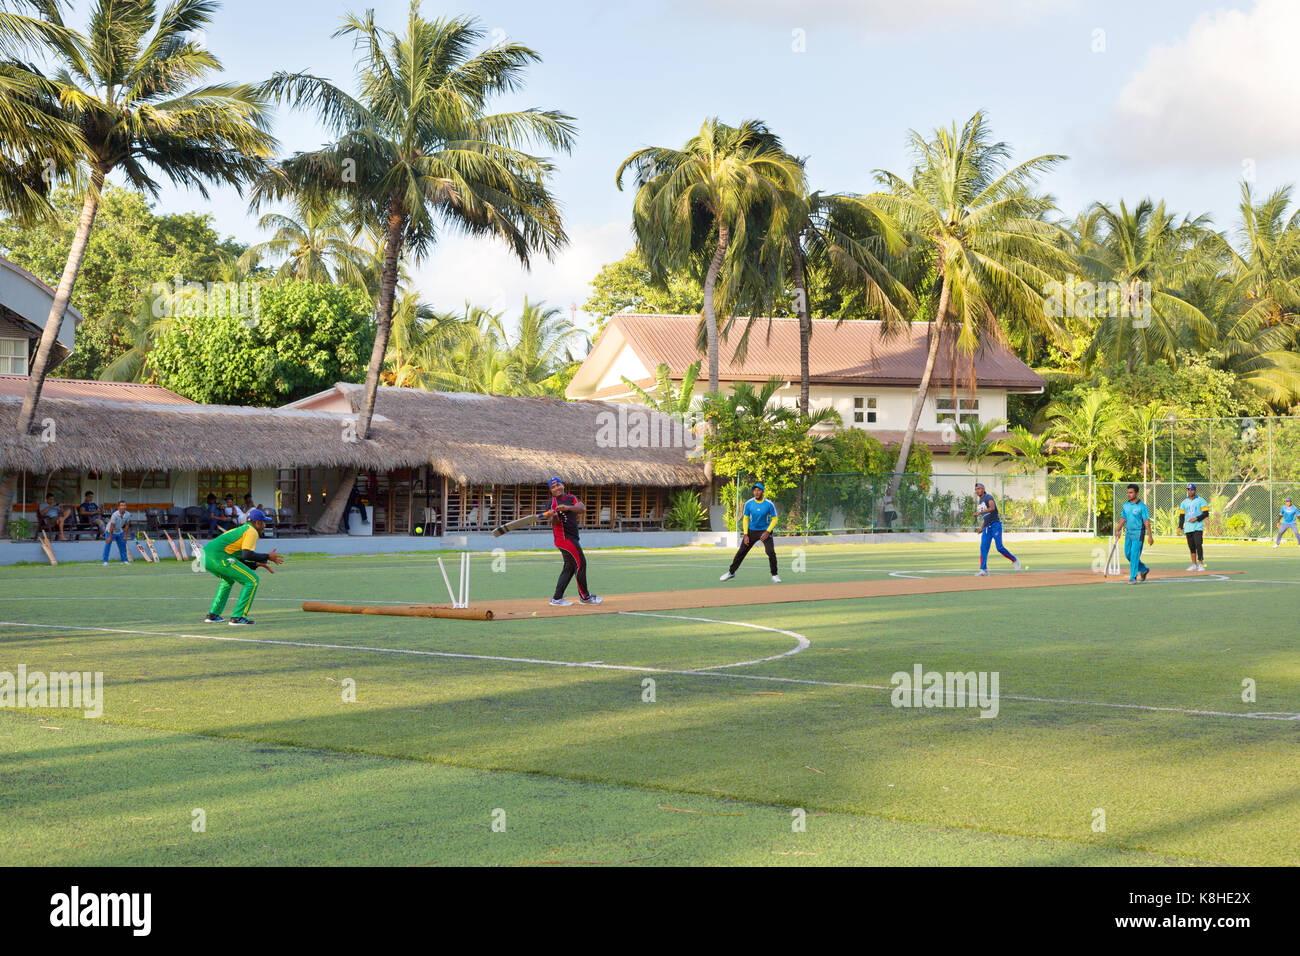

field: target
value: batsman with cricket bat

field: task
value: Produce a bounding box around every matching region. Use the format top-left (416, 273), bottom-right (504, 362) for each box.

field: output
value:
top-left (542, 477), bottom-right (601, 607)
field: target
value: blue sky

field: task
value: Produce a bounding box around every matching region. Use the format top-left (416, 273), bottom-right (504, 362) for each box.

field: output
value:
top-left (127, 0), bottom-right (1299, 330)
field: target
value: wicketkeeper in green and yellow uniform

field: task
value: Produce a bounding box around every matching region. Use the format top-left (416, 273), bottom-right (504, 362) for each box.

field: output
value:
top-left (200, 508), bottom-right (283, 626)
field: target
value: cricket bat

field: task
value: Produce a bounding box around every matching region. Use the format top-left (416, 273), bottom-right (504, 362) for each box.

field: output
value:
top-left (186, 533), bottom-right (201, 560)
top-left (143, 532), bottom-right (160, 563)
top-left (492, 513), bottom-right (544, 537)
top-left (163, 530), bottom-right (182, 561)
top-left (38, 530), bottom-right (57, 566)
top-left (134, 539), bottom-right (152, 562)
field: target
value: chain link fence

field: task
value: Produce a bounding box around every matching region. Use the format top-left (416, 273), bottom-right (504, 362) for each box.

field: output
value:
top-left (1106, 481), bottom-right (1300, 540)
top-left (729, 473), bottom-right (1095, 535)
top-left (1152, 416), bottom-right (1300, 485)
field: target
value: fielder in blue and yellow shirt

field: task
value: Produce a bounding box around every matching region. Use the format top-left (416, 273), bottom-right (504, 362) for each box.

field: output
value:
top-left (1276, 497), bottom-right (1300, 548)
top-left (1115, 484), bottom-right (1155, 583)
top-left (1178, 484), bottom-right (1209, 570)
top-left (721, 482), bottom-right (781, 582)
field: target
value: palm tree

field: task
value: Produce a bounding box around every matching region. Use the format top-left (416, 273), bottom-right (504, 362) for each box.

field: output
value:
top-left (1075, 198), bottom-right (1216, 374)
top-left (239, 196), bottom-right (370, 284)
top-left (1196, 182), bottom-right (1300, 404)
top-left (257, 6), bottom-right (573, 432)
top-left (257, 5), bottom-right (573, 531)
top-left (13, 0), bottom-right (275, 436)
top-left (1045, 391), bottom-right (1122, 523)
top-left (756, 181), bottom-right (911, 417)
top-left (952, 417), bottom-right (1008, 468)
top-left (0, 6), bottom-right (83, 221)
top-left (863, 111), bottom-right (1071, 502)
top-left (383, 290), bottom-right (442, 387)
top-left (992, 425), bottom-right (1058, 475)
top-left (622, 360), bottom-right (701, 416)
top-left (503, 299), bottom-right (587, 395)
top-left (616, 118), bottom-right (804, 393)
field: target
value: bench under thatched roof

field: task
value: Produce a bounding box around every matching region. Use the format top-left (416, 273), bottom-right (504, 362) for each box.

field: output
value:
top-left (0, 387), bottom-right (706, 487)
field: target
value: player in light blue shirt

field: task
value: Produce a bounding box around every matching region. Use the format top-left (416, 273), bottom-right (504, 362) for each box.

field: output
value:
top-left (1275, 496), bottom-right (1299, 548)
top-left (721, 482), bottom-right (781, 583)
top-left (1178, 483), bottom-right (1209, 570)
top-left (1115, 484), bottom-right (1155, 583)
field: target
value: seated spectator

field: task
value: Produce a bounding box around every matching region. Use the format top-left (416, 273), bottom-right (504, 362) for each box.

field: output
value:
top-left (242, 494), bottom-right (255, 519)
top-left (204, 493), bottom-right (224, 535)
top-left (78, 491), bottom-right (106, 538)
top-left (220, 494), bottom-right (244, 529)
top-left (342, 482), bottom-right (368, 532)
top-left (38, 493), bottom-right (75, 540)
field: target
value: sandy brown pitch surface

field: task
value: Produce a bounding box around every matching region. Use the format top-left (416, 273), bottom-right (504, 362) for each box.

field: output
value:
top-left (303, 567), bottom-right (1235, 621)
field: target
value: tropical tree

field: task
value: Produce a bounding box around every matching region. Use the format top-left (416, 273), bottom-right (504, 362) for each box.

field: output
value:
top-left (992, 425), bottom-right (1059, 475)
top-left (0, 6), bottom-right (83, 222)
top-left (1044, 390), bottom-right (1122, 479)
top-left (622, 359), bottom-right (701, 417)
top-left (616, 118), bottom-right (803, 393)
top-left (1075, 198), bottom-right (1216, 374)
top-left (382, 289), bottom-right (441, 387)
top-left (754, 181), bottom-right (911, 417)
top-left (239, 195), bottom-right (369, 284)
top-left (864, 111), bottom-right (1071, 502)
top-left (13, 0), bottom-right (275, 435)
top-left (256, 5), bottom-right (574, 531)
top-left (952, 416), bottom-right (1008, 468)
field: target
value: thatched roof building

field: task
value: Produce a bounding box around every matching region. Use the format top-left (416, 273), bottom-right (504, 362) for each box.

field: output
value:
top-left (0, 385), bottom-right (706, 487)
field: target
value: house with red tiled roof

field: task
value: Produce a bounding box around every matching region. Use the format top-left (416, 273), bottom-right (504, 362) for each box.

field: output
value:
top-left (566, 314), bottom-right (1046, 468)
top-left (0, 255), bottom-right (83, 374)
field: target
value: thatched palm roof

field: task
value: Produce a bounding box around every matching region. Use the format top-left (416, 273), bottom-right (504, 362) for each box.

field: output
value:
top-left (0, 387), bottom-right (706, 487)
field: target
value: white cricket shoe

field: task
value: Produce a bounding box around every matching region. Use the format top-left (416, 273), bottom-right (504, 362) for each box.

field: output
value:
top-left (719, 571), bottom-right (735, 581)
top-left (1197, 563), bottom-right (1206, 571)
top-left (102, 561), bottom-right (109, 566)
top-left (771, 575), bottom-right (781, 583)
top-left (579, 595), bottom-right (603, 605)
top-left (1013, 559), bottom-right (1025, 571)
top-left (1186, 564), bottom-right (1198, 571)
top-left (549, 598), bottom-right (573, 607)
top-left (976, 569), bottom-right (989, 577)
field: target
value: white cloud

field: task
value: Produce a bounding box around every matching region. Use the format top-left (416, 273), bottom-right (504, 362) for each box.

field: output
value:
top-left (1110, 0), bottom-right (1300, 168)
top-left (409, 219), bottom-right (632, 337)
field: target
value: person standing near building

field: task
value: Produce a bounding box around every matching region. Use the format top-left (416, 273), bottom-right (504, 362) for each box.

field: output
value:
top-left (721, 482), bottom-right (780, 583)
top-left (1178, 483), bottom-right (1210, 571)
top-left (102, 500), bottom-right (131, 565)
top-left (1275, 496), bottom-right (1300, 548)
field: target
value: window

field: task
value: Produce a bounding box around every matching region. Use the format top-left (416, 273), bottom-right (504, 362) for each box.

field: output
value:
top-left (0, 337), bottom-right (28, 374)
top-left (111, 471), bottom-right (170, 490)
top-left (197, 469), bottom-right (251, 501)
top-left (852, 396), bottom-right (878, 425)
top-left (936, 397), bottom-right (980, 425)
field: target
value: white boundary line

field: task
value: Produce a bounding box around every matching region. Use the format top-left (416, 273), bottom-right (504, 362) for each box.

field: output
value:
top-left (1, 618), bottom-right (1294, 722)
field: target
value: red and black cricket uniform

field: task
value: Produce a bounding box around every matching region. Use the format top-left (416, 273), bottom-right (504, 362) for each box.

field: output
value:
top-left (550, 493), bottom-right (591, 601)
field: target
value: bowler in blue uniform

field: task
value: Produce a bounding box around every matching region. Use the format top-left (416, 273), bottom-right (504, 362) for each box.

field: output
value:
top-left (721, 482), bottom-right (781, 583)
top-left (973, 482), bottom-right (1023, 576)
top-left (1115, 483), bottom-right (1155, 583)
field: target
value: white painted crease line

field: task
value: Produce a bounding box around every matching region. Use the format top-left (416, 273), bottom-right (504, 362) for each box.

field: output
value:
top-left (1, 620), bottom-right (1294, 722)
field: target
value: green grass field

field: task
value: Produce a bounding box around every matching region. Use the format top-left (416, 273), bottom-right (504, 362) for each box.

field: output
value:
top-left (1, 538), bottom-right (1296, 866)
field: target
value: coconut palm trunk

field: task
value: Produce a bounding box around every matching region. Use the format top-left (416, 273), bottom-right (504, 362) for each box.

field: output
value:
top-left (887, 279), bottom-right (950, 504)
top-left (17, 168), bottom-right (106, 435)
top-left (313, 199), bottom-right (406, 536)
top-left (701, 224), bottom-right (729, 392)
top-left (792, 241), bottom-right (811, 417)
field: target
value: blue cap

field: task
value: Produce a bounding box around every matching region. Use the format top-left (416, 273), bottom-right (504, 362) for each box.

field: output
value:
top-left (1186, 483), bottom-right (1197, 490)
top-left (547, 476), bottom-right (563, 488)
top-left (247, 508), bottom-right (269, 523)
top-left (752, 482), bottom-right (764, 490)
